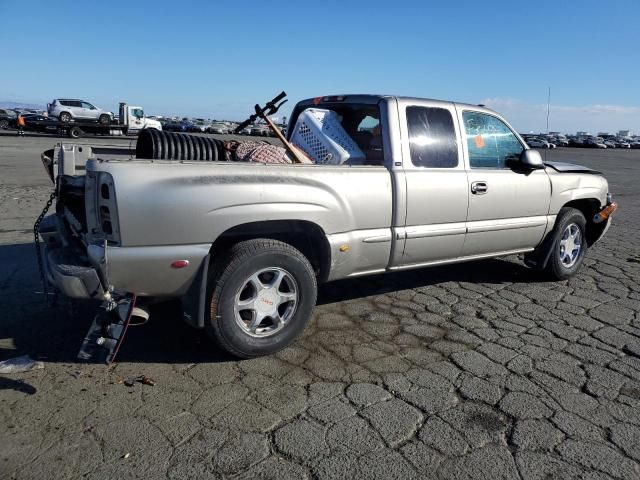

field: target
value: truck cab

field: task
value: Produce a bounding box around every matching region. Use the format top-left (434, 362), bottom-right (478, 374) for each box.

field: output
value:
top-left (119, 103), bottom-right (162, 134)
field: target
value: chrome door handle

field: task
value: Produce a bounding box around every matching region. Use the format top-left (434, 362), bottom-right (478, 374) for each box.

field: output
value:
top-left (471, 181), bottom-right (488, 194)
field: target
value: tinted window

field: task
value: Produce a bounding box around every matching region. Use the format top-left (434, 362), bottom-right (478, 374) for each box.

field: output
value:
top-left (407, 106), bottom-right (458, 168)
top-left (81, 102), bottom-right (94, 109)
top-left (462, 111), bottom-right (523, 168)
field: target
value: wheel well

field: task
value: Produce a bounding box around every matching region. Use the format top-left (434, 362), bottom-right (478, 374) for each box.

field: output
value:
top-left (562, 198), bottom-right (604, 246)
top-left (210, 220), bottom-right (331, 282)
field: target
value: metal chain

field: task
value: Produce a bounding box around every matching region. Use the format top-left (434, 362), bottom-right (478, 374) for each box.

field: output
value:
top-left (33, 188), bottom-right (57, 304)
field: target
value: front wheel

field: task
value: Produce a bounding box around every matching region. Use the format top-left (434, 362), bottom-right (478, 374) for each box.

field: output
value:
top-left (206, 239), bottom-right (317, 358)
top-left (545, 207), bottom-right (587, 280)
top-left (0, 119), bottom-right (8, 129)
top-left (59, 112), bottom-right (72, 123)
top-left (98, 114), bottom-right (111, 125)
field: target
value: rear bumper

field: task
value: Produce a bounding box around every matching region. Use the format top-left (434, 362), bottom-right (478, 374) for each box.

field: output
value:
top-left (40, 214), bottom-right (210, 299)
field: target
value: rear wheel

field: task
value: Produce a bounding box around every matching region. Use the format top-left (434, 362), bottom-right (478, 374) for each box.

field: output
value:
top-left (545, 207), bottom-right (587, 280)
top-left (59, 112), bottom-right (71, 123)
top-left (206, 239), bottom-right (317, 358)
top-left (0, 119), bottom-right (8, 129)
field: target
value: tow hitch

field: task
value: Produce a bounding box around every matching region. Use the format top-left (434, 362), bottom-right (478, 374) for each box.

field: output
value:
top-left (77, 294), bottom-right (138, 363)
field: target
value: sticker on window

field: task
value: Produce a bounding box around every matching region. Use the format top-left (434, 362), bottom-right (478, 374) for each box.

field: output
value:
top-left (474, 135), bottom-right (485, 148)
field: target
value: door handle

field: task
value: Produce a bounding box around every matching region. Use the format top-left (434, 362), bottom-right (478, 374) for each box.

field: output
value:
top-left (471, 181), bottom-right (488, 194)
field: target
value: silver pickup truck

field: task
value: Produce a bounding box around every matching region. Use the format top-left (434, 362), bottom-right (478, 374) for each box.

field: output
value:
top-left (37, 94), bottom-right (616, 358)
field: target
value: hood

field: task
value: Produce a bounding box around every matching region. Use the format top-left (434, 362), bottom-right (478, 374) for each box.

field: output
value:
top-left (544, 161), bottom-right (601, 175)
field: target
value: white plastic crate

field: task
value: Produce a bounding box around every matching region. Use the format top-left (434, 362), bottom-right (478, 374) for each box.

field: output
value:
top-left (291, 108), bottom-right (365, 165)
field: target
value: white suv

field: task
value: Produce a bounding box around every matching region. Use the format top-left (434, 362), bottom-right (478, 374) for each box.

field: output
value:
top-left (48, 99), bottom-right (112, 124)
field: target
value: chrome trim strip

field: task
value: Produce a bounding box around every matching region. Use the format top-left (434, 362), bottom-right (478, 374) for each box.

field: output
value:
top-left (404, 222), bottom-right (466, 239)
top-left (388, 247), bottom-right (534, 271)
top-left (363, 234), bottom-right (392, 243)
top-left (466, 216), bottom-right (547, 234)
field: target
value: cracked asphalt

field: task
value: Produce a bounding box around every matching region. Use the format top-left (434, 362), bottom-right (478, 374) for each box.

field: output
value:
top-left (1, 132), bottom-right (639, 479)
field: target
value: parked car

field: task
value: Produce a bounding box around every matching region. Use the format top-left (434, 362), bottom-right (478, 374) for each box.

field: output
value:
top-left (189, 122), bottom-right (209, 133)
top-left (0, 108), bottom-right (17, 129)
top-left (615, 141), bottom-right (630, 149)
top-left (251, 124), bottom-right (271, 136)
top-left (47, 99), bottom-right (113, 124)
top-left (585, 138), bottom-right (607, 149)
top-left (163, 122), bottom-right (190, 132)
top-left (526, 138), bottom-right (552, 149)
top-left (37, 94), bottom-right (616, 359)
top-left (207, 123), bottom-right (228, 134)
top-left (603, 140), bottom-right (617, 149)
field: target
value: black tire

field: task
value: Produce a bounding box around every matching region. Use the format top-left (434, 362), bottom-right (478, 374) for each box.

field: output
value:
top-left (545, 207), bottom-right (587, 280)
top-left (98, 114), bottom-right (111, 125)
top-left (59, 112), bottom-right (71, 123)
top-left (0, 119), bottom-right (8, 129)
top-left (69, 126), bottom-right (82, 138)
top-left (206, 238), bottom-right (317, 358)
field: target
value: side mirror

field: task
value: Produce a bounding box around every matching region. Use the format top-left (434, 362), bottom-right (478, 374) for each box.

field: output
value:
top-left (520, 149), bottom-right (544, 169)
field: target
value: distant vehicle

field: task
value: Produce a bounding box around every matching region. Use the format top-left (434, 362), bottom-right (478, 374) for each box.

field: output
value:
top-left (48, 99), bottom-right (112, 124)
top-left (188, 121), bottom-right (209, 133)
top-left (251, 124), bottom-right (271, 136)
top-left (585, 138), bottom-right (607, 149)
top-left (603, 140), bottom-right (617, 149)
top-left (0, 108), bottom-right (17, 129)
top-left (117, 104), bottom-right (162, 134)
top-left (21, 114), bottom-right (60, 134)
top-left (630, 141), bottom-right (640, 149)
top-left (17, 102), bottom-right (160, 138)
top-left (207, 123), bottom-right (228, 134)
top-left (527, 138), bottom-right (552, 149)
top-left (239, 125), bottom-right (253, 135)
top-left (164, 122), bottom-right (190, 132)
top-left (615, 140), bottom-right (630, 149)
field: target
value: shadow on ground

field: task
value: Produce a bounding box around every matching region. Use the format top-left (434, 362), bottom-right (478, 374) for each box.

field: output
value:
top-left (0, 241), bottom-right (545, 366)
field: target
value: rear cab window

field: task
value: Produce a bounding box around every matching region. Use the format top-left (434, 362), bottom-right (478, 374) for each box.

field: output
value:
top-left (289, 101), bottom-right (385, 166)
top-left (406, 106), bottom-right (458, 168)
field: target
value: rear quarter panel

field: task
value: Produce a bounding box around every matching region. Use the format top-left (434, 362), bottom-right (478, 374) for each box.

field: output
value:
top-left (87, 160), bottom-right (394, 280)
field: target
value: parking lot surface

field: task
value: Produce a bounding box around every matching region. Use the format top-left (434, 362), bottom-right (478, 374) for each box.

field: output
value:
top-left (1, 133), bottom-right (639, 480)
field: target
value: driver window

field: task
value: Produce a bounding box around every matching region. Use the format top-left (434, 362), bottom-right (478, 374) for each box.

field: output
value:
top-left (463, 111), bottom-right (523, 169)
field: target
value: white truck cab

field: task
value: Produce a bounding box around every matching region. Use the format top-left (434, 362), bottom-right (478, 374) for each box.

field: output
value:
top-left (119, 103), bottom-right (162, 134)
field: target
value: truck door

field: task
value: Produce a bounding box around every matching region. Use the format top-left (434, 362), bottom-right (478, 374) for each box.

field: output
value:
top-left (392, 99), bottom-right (469, 268)
top-left (456, 108), bottom-right (551, 256)
top-left (129, 108), bottom-right (145, 132)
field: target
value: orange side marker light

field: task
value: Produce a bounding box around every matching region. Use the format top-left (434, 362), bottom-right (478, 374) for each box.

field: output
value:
top-left (593, 202), bottom-right (618, 224)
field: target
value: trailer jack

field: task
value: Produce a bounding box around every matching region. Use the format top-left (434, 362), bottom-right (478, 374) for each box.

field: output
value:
top-left (77, 294), bottom-right (138, 364)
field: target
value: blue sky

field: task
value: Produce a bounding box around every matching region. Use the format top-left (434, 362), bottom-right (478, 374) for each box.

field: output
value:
top-left (1, 0), bottom-right (638, 133)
